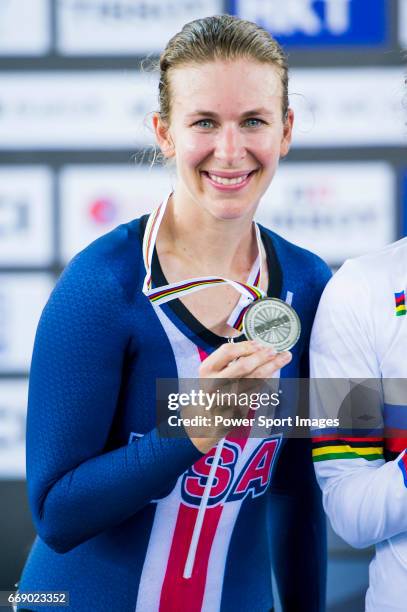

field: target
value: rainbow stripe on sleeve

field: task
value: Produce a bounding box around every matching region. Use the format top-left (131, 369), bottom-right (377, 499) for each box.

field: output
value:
top-left (394, 290), bottom-right (406, 316)
top-left (312, 436), bottom-right (384, 462)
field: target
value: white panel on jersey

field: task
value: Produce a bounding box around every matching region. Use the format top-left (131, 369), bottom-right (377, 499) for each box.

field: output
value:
top-left (57, 0), bottom-right (222, 55)
top-left (0, 71), bottom-right (158, 149)
top-left (0, 379), bottom-right (28, 479)
top-left (256, 162), bottom-right (395, 265)
top-left (0, 167), bottom-right (53, 266)
top-left (0, 274), bottom-right (54, 372)
top-left (399, 0), bottom-right (407, 48)
top-left (0, 0), bottom-right (50, 55)
top-left (59, 165), bottom-right (174, 263)
top-left (290, 67), bottom-right (406, 147)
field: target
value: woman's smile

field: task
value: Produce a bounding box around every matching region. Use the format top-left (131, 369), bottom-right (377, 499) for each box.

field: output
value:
top-left (200, 169), bottom-right (259, 191)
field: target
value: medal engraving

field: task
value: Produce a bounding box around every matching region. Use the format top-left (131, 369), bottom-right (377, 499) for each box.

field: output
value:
top-left (243, 298), bottom-right (301, 351)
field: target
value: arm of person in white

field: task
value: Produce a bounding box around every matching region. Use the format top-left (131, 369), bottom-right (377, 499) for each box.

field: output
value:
top-left (310, 259), bottom-right (407, 549)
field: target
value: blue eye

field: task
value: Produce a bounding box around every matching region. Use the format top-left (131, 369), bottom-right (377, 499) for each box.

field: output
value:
top-left (244, 118), bottom-right (265, 127)
top-left (194, 119), bottom-right (214, 128)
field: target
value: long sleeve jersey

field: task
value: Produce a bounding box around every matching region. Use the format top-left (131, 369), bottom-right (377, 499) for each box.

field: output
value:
top-left (310, 237), bottom-right (407, 612)
top-left (17, 214), bottom-right (331, 612)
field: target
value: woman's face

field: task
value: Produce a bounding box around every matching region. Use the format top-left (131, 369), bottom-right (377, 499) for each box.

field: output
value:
top-left (154, 58), bottom-right (293, 221)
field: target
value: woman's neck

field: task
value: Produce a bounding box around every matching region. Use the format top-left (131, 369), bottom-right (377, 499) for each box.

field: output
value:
top-left (158, 191), bottom-right (258, 276)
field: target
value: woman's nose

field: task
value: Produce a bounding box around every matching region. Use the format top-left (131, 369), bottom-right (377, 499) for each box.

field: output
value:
top-left (214, 124), bottom-right (246, 165)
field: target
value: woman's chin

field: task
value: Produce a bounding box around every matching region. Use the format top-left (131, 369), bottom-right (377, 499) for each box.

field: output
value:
top-left (199, 196), bottom-right (254, 222)
top-left (207, 206), bottom-right (249, 222)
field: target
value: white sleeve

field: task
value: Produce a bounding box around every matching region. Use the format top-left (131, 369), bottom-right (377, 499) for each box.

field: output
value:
top-left (310, 260), bottom-right (407, 549)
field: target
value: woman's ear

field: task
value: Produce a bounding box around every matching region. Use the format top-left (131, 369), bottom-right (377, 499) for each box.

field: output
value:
top-left (152, 112), bottom-right (175, 158)
top-left (280, 108), bottom-right (294, 158)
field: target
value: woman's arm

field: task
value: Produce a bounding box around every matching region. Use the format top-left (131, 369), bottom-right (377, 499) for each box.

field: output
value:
top-left (27, 249), bottom-right (203, 554)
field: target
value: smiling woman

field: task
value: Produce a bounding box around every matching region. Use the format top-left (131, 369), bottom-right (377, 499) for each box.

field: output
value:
top-left (16, 14), bottom-right (330, 612)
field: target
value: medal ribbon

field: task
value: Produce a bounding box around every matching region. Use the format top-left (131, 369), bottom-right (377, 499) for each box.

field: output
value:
top-left (142, 193), bottom-right (266, 331)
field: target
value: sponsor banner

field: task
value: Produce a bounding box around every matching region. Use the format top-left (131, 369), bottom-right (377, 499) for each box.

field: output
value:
top-left (60, 165), bottom-right (173, 262)
top-left (0, 71), bottom-right (158, 149)
top-left (0, 0), bottom-right (50, 55)
top-left (0, 167), bottom-right (53, 266)
top-left (57, 0), bottom-right (222, 54)
top-left (290, 67), bottom-right (406, 147)
top-left (230, 0), bottom-right (387, 46)
top-left (256, 162), bottom-right (395, 264)
top-left (400, 0), bottom-right (407, 48)
top-left (1, 68), bottom-right (404, 149)
top-left (0, 274), bottom-right (54, 372)
top-left (0, 379), bottom-right (28, 479)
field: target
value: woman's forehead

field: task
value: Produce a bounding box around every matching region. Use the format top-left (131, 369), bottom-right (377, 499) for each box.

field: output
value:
top-left (170, 59), bottom-right (283, 113)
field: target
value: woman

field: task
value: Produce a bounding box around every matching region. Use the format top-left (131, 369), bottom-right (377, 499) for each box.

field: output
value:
top-left (17, 15), bottom-right (330, 612)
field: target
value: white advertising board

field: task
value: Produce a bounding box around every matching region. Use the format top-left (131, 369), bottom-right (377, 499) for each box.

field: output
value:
top-left (57, 0), bottom-right (222, 54)
top-left (0, 379), bottom-right (28, 479)
top-left (290, 67), bottom-right (406, 147)
top-left (0, 167), bottom-right (53, 266)
top-left (1, 68), bottom-right (404, 149)
top-left (60, 164), bottom-right (173, 262)
top-left (0, 0), bottom-right (50, 55)
top-left (256, 162), bottom-right (395, 264)
top-left (0, 71), bottom-right (158, 149)
top-left (0, 274), bottom-right (54, 372)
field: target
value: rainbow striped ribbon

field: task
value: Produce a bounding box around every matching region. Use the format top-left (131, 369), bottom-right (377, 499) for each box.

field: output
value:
top-left (142, 193), bottom-right (265, 331)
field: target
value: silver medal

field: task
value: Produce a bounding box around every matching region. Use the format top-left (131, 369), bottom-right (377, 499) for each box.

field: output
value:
top-left (243, 297), bottom-right (301, 351)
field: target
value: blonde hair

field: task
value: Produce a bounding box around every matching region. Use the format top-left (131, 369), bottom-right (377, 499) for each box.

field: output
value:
top-left (157, 14), bottom-right (289, 124)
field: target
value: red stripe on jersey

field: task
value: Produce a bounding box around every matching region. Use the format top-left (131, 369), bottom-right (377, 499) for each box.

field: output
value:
top-left (158, 342), bottom-right (252, 609)
top-left (159, 503), bottom-right (223, 612)
top-left (312, 436), bottom-right (383, 443)
top-left (384, 436), bottom-right (407, 453)
top-left (198, 346), bottom-right (209, 362)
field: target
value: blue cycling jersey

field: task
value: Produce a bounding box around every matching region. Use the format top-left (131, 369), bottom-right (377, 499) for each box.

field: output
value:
top-left (17, 216), bottom-right (330, 611)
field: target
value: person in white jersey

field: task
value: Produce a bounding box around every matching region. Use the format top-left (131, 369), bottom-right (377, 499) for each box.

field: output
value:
top-left (310, 238), bottom-right (407, 611)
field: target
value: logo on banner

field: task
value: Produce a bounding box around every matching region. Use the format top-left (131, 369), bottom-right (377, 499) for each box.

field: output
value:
top-left (181, 438), bottom-right (281, 507)
top-left (89, 198), bottom-right (118, 225)
top-left (61, 0), bottom-right (219, 20)
top-left (230, 0), bottom-right (386, 46)
top-left (271, 184), bottom-right (380, 231)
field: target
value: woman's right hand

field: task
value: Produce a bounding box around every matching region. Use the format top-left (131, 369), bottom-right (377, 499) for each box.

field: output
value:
top-left (187, 340), bottom-right (292, 453)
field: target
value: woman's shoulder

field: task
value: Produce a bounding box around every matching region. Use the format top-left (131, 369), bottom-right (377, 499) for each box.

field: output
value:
top-left (60, 216), bottom-right (146, 299)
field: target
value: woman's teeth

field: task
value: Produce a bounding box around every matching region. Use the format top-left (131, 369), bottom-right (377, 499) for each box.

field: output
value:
top-left (208, 173), bottom-right (249, 185)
